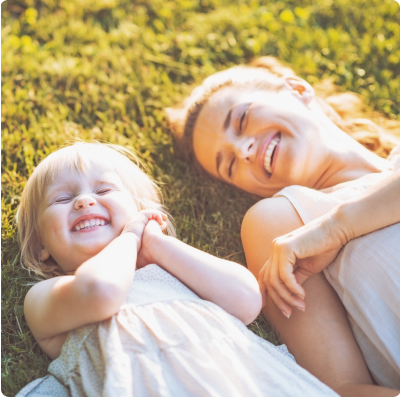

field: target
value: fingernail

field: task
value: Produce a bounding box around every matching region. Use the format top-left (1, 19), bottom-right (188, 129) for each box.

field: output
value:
top-left (298, 307), bottom-right (305, 312)
top-left (282, 311), bottom-right (290, 319)
top-left (298, 294), bottom-right (305, 300)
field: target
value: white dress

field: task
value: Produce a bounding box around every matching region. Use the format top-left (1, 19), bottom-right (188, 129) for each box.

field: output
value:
top-left (17, 264), bottom-right (337, 397)
top-left (274, 170), bottom-right (400, 389)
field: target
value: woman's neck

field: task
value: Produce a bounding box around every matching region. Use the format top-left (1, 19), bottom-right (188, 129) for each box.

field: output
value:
top-left (311, 110), bottom-right (392, 190)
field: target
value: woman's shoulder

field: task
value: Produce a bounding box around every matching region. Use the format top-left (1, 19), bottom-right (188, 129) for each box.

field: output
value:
top-left (241, 197), bottom-right (304, 275)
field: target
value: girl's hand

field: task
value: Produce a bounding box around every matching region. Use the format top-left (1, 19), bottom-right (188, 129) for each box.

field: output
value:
top-left (122, 209), bottom-right (168, 252)
top-left (258, 212), bottom-right (350, 318)
top-left (136, 219), bottom-right (167, 268)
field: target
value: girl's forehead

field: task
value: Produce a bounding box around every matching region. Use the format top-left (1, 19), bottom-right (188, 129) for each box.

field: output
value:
top-left (44, 154), bottom-right (121, 187)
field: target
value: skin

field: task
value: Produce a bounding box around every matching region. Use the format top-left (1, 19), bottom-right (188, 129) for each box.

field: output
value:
top-left (192, 71), bottom-right (398, 395)
top-left (241, 197), bottom-right (399, 396)
top-left (25, 155), bottom-right (261, 360)
top-left (192, 76), bottom-right (391, 197)
top-left (260, 168), bottom-right (400, 318)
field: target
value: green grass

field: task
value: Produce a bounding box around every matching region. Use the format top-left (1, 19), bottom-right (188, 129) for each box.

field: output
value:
top-left (2, 0), bottom-right (399, 396)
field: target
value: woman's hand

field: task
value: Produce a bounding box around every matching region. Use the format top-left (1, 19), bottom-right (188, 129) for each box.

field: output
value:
top-left (258, 211), bottom-right (350, 318)
top-left (122, 209), bottom-right (168, 252)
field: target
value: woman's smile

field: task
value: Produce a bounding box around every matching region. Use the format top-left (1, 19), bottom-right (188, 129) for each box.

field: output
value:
top-left (259, 131), bottom-right (281, 177)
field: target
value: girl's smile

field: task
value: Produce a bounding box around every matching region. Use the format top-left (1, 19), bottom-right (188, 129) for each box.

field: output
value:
top-left (38, 159), bottom-right (139, 274)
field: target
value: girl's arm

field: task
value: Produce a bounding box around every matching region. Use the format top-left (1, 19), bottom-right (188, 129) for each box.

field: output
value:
top-left (138, 221), bottom-right (262, 325)
top-left (24, 210), bottom-right (166, 359)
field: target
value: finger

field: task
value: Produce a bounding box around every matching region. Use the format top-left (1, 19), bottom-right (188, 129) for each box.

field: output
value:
top-left (267, 285), bottom-right (293, 319)
top-left (258, 272), bottom-right (267, 294)
top-left (279, 261), bottom-right (306, 300)
top-left (270, 260), bottom-right (305, 311)
top-left (260, 289), bottom-right (268, 309)
top-left (258, 264), bottom-right (266, 287)
top-left (293, 267), bottom-right (314, 286)
top-left (276, 246), bottom-right (306, 298)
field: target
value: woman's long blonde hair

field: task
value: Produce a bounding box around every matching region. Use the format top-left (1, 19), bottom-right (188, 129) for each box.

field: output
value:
top-left (166, 56), bottom-right (399, 167)
top-left (16, 141), bottom-right (175, 279)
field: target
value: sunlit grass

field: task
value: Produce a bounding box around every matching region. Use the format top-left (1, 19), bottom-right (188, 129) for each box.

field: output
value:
top-left (2, 0), bottom-right (399, 395)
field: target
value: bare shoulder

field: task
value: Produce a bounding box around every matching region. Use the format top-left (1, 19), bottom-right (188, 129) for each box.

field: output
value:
top-left (241, 197), bottom-right (304, 276)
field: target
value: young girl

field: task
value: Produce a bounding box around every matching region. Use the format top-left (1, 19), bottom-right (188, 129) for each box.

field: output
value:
top-left (16, 142), bottom-right (336, 397)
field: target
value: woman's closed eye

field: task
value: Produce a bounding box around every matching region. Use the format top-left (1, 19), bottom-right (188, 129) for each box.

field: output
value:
top-left (237, 103), bottom-right (250, 134)
top-left (228, 157), bottom-right (236, 178)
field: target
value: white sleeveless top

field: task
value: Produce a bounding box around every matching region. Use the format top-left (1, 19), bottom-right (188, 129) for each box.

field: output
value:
top-left (274, 170), bottom-right (400, 389)
top-left (17, 264), bottom-right (337, 397)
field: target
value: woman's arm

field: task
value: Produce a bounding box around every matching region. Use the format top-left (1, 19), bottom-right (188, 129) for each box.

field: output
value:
top-left (241, 197), bottom-right (399, 396)
top-left (25, 210), bottom-right (166, 359)
top-left (336, 167), bottom-right (400, 239)
top-left (138, 220), bottom-right (262, 325)
top-left (260, 168), bottom-right (400, 315)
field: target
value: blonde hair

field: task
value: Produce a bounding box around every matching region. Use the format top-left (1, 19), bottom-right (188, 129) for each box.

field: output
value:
top-left (166, 56), bottom-right (399, 166)
top-left (16, 141), bottom-right (175, 279)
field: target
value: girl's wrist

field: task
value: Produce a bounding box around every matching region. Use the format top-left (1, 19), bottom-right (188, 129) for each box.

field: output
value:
top-left (121, 230), bottom-right (141, 251)
top-left (142, 232), bottom-right (170, 266)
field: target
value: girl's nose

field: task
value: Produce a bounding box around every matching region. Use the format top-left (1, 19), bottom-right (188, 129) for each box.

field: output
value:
top-left (236, 137), bottom-right (256, 163)
top-left (74, 194), bottom-right (97, 210)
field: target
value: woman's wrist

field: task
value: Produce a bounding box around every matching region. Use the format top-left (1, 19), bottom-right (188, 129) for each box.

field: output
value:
top-left (329, 203), bottom-right (357, 244)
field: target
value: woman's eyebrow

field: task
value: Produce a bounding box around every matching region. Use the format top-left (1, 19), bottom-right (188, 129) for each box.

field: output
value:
top-left (216, 151), bottom-right (223, 178)
top-left (223, 109), bottom-right (233, 130)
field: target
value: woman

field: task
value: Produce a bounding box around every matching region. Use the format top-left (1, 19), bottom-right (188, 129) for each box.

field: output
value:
top-left (166, 57), bottom-right (400, 395)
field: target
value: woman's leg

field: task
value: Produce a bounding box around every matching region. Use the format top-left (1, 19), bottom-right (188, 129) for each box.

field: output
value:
top-left (241, 197), bottom-right (399, 396)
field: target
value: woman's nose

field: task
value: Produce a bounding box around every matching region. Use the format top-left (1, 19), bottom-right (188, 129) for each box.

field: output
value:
top-left (236, 137), bottom-right (256, 163)
top-left (74, 194), bottom-right (97, 210)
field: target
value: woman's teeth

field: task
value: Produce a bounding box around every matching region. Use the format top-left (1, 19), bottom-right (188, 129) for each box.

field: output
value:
top-left (264, 135), bottom-right (281, 174)
top-left (74, 219), bottom-right (106, 231)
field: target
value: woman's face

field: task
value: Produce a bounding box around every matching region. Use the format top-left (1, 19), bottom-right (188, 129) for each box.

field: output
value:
top-left (192, 79), bottom-right (331, 197)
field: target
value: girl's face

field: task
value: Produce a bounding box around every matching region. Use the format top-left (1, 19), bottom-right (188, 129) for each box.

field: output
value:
top-left (192, 79), bottom-right (332, 197)
top-left (38, 159), bottom-right (139, 274)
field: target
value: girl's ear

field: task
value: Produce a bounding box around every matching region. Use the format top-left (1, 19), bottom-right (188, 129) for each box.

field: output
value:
top-left (40, 245), bottom-right (50, 262)
top-left (283, 76), bottom-right (315, 106)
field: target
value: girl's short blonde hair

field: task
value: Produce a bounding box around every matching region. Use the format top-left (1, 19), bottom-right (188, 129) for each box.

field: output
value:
top-left (16, 141), bottom-right (175, 279)
top-left (167, 56), bottom-right (400, 169)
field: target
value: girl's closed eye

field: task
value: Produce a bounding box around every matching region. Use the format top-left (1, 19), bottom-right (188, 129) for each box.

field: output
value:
top-left (96, 188), bottom-right (112, 195)
top-left (54, 196), bottom-right (72, 204)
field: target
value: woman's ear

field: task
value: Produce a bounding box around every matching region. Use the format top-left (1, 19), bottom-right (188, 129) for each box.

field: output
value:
top-left (40, 245), bottom-right (50, 262)
top-left (283, 76), bottom-right (315, 106)
top-left (165, 107), bottom-right (186, 139)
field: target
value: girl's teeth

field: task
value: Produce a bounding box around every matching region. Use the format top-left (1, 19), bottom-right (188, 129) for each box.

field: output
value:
top-left (74, 219), bottom-right (107, 231)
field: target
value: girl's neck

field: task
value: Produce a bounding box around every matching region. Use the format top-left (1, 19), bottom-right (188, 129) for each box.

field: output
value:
top-left (312, 112), bottom-right (392, 190)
